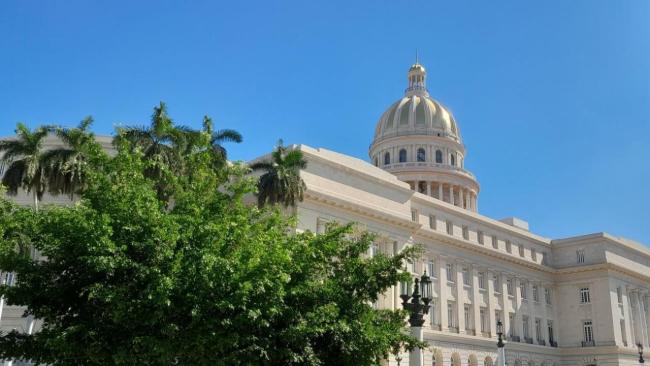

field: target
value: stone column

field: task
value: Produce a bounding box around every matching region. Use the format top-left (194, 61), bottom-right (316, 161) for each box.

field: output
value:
top-left (529, 282), bottom-right (538, 344)
top-left (625, 286), bottom-right (637, 346)
top-left (456, 263), bottom-right (465, 333)
top-left (449, 185), bottom-right (455, 206)
top-left (437, 183), bottom-right (443, 201)
top-left (426, 181), bottom-right (431, 196)
top-left (638, 292), bottom-right (649, 347)
top-left (464, 190), bottom-right (470, 209)
top-left (514, 278), bottom-right (524, 339)
top-left (487, 271), bottom-right (497, 338)
top-left (471, 266), bottom-right (481, 336)
top-left (438, 256), bottom-right (449, 331)
top-left (644, 294), bottom-right (650, 348)
top-left (501, 273), bottom-right (511, 339)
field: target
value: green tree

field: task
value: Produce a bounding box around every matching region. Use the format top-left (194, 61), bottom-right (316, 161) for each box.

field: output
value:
top-left (0, 123), bottom-right (51, 210)
top-left (0, 136), bottom-right (421, 365)
top-left (250, 140), bottom-right (307, 208)
top-left (43, 117), bottom-right (101, 198)
top-left (114, 103), bottom-right (241, 200)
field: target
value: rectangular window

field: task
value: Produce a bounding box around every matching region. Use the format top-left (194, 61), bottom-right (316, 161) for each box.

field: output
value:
top-left (577, 249), bottom-right (585, 264)
top-left (580, 287), bottom-right (591, 304)
top-left (448, 302), bottom-right (456, 328)
top-left (541, 252), bottom-right (548, 265)
top-left (583, 320), bottom-right (594, 342)
top-left (531, 248), bottom-right (537, 262)
top-left (446, 220), bottom-right (453, 235)
top-left (548, 320), bottom-right (554, 342)
top-left (523, 315), bottom-right (530, 338)
top-left (464, 304), bottom-right (471, 330)
top-left (478, 231), bottom-right (484, 245)
top-left (509, 313), bottom-right (516, 336)
top-left (507, 278), bottom-right (514, 296)
top-left (429, 215), bottom-right (437, 230)
top-left (369, 243), bottom-right (379, 257)
top-left (518, 244), bottom-right (525, 257)
top-left (430, 299), bottom-right (438, 326)
top-left (520, 282), bottom-right (527, 300)
top-left (462, 267), bottom-right (470, 286)
top-left (478, 272), bottom-right (486, 290)
top-left (406, 259), bottom-right (415, 273)
top-left (506, 240), bottom-right (512, 253)
top-left (426, 260), bottom-right (435, 278)
top-left (446, 263), bottom-right (455, 283)
top-left (492, 235), bottom-right (499, 249)
top-left (545, 287), bottom-right (552, 305)
top-left (493, 273), bottom-right (501, 293)
top-left (535, 318), bottom-right (542, 341)
top-left (617, 287), bottom-right (623, 304)
top-left (1, 272), bottom-right (16, 287)
top-left (411, 209), bottom-right (418, 223)
top-left (462, 225), bottom-right (469, 240)
top-left (480, 307), bottom-right (488, 332)
top-left (532, 285), bottom-right (539, 302)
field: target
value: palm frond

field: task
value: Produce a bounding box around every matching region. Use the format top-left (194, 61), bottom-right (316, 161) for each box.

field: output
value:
top-left (212, 129), bottom-right (242, 144)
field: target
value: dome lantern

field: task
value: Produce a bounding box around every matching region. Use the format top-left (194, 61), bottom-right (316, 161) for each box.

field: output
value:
top-left (406, 55), bottom-right (428, 97)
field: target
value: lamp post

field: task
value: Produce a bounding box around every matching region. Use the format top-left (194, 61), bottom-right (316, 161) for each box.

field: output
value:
top-left (496, 320), bottom-right (506, 366)
top-left (638, 343), bottom-right (645, 365)
top-left (400, 271), bottom-right (432, 366)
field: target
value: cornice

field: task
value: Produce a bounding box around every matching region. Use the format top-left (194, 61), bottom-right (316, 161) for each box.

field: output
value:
top-left (415, 227), bottom-right (556, 275)
top-left (299, 147), bottom-right (415, 196)
top-left (303, 188), bottom-right (421, 232)
top-left (411, 193), bottom-right (551, 246)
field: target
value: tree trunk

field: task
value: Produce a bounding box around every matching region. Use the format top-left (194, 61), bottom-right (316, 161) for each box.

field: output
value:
top-left (32, 191), bottom-right (39, 211)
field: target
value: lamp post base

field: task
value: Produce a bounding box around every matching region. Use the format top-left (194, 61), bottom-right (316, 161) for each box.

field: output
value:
top-left (409, 326), bottom-right (423, 366)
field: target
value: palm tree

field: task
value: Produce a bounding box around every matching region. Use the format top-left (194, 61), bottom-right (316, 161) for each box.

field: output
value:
top-left (250, 140), bottom-right (307, 208)
top-left (115, 103), bottom-right (242, 171)
top-left (0, 123), bottom-right (51, 210)
top-left (114, 102), bottom-right (179, 170)
top-left (202, 116), bottom-right (242, 163)
top-left (42, 116), bottom-right (98, 199)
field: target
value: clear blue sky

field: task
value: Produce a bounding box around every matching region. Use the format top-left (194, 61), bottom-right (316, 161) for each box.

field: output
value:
top-left (1, 1), bottom-right (649, 243)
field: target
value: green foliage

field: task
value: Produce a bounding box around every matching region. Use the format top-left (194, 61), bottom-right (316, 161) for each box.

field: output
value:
top-left (0, 106), bottom-right (421, 365)
top-left (250, 140), bottom-right (307, 208)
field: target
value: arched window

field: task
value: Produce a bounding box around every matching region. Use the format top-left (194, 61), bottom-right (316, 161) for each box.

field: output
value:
top-left (435, 150), bottom-right (443, 164)
top-left (450, 358), bottom-right (455, 366)
top-left (432, 355), bottom-right (436, 366)
top-left (417, 148), bottom-right (426, 162)
top-left (484, 357), bottom-right (493, 366)
top-left (384, 152), bottom-right (390, 165)
top-left (399, 149), bottom-right (407, 163)
top-left (450, 154), bottom-right (456, 166)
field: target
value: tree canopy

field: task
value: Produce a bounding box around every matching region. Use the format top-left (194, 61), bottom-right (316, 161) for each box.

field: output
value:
top-left (0, 109), bottom-right (421, 365)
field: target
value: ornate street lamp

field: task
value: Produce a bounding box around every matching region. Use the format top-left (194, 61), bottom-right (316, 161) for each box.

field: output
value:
top-left (496, 320), bottom-right (505, 348)
top-left (400, 271), bottom-right (432, 366)
top-left (638, 343), bottom-right (645, 365)
top-left (496, 320), bottom-right (506, 366)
